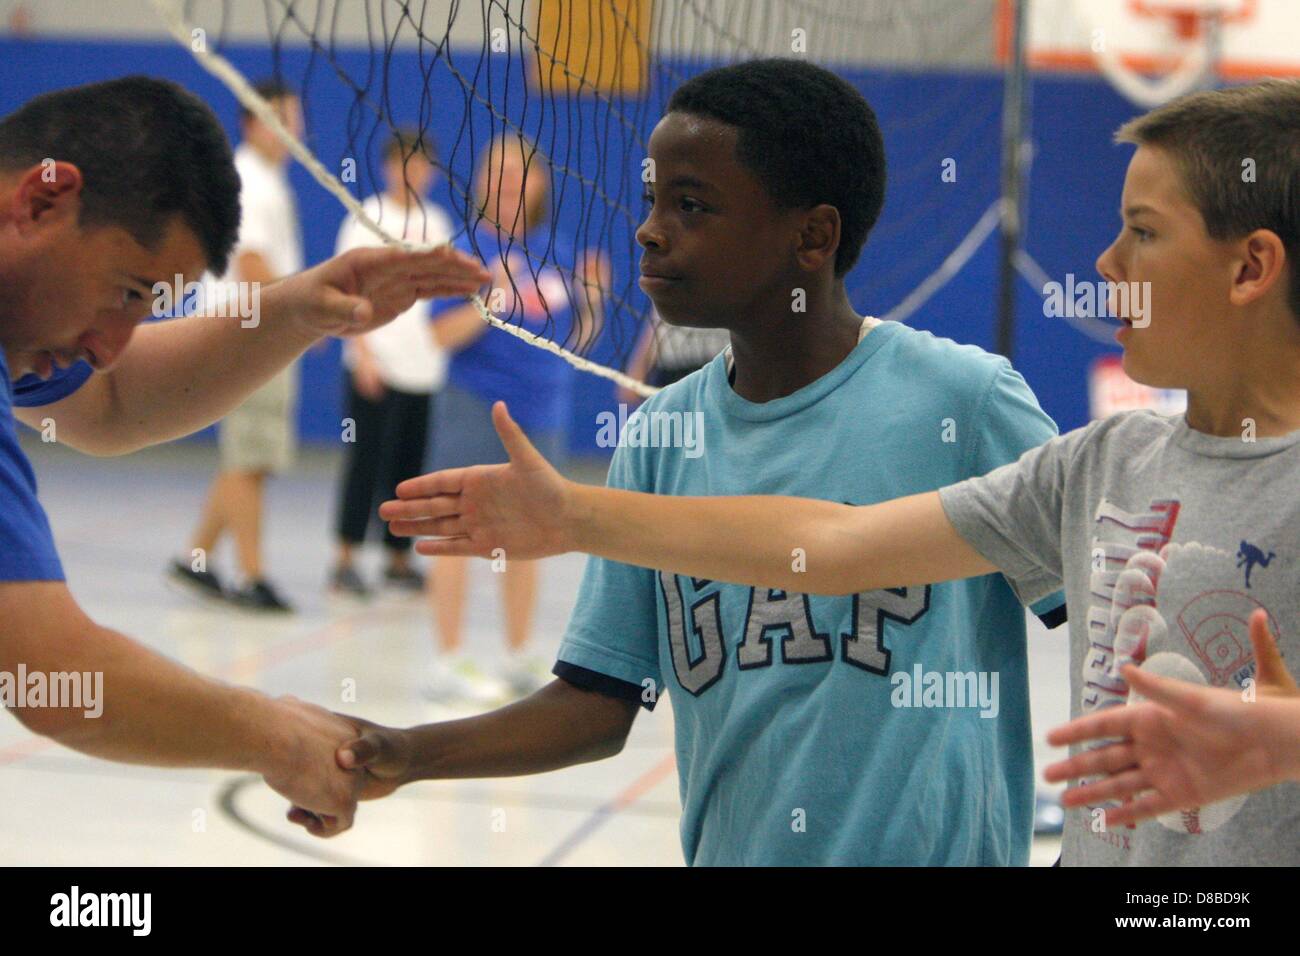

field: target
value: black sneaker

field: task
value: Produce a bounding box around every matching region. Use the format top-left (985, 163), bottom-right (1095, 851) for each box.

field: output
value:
top-left (383, 564), bottom-right (425, 592)
top-left (330, 564), bottom-right (372, 598)
top-left (229, 579), bottom-right (294, 613)
top-left (167, 559), bottom-right (226, 603)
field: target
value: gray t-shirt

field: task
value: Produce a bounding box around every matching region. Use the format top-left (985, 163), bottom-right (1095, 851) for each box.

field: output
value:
top-left (939, 409), bottom-right (1300, 866)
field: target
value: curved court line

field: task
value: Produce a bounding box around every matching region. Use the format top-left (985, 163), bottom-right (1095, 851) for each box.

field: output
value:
top-left (9, 747), bottom-right (680, 819)
top-left (536, 753), bottom-right (679, 867)
top-left (217, 775), bottom-right (382, 867)
top-left (218, 768), bottom-right (682, 866)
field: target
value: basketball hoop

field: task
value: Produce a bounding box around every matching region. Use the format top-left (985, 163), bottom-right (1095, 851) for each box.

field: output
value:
top-left (1074, 0), bottom-right (1250, 106)
top-left (1016, 0), bottom-right (1299, 96)
top-left (1130, 0), bottom-right (1256, 38)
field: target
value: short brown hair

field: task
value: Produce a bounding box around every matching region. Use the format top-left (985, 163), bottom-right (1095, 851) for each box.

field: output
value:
top-left (384, 127), bottom-right (436, 165)
top-left (239, 79), bottom-right (297, 122)
top-left (1115, 79), bottom-right (1300, 320)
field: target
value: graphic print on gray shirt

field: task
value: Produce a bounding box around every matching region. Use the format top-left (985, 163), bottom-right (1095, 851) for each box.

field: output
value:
top-left (939, 409), bottom-right (1300, 866)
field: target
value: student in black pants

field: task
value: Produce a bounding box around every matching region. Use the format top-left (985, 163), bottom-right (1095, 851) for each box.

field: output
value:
top-left (329, 130), bottom-right (455, 595)
top-left (333, 379), bottom-right (433, 594)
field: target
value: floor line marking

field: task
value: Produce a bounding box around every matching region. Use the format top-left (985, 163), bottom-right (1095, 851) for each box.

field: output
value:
top-left (536, 753), bottom-right (678, 867)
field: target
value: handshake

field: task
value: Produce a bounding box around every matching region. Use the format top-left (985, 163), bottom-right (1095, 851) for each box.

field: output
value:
top-left (254, 696), bottom-right (413, 838)
top-left (252, 402), bottom-right (578, 838)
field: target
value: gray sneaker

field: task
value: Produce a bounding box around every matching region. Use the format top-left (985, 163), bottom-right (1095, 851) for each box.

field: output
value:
top-left (422, 658), bottom-right (508, 704)
top-left (330, 564), bottom-right (373, 599)
top-left (383, 564), bottom-right (424, 592)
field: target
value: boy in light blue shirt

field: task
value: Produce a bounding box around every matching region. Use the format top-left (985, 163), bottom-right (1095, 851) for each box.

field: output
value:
top-left (340, 59), bottom-right (1065, 865)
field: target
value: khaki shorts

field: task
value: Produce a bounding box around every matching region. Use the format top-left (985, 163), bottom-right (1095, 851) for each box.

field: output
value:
top-left (218, 368), bottom-right (298, 474)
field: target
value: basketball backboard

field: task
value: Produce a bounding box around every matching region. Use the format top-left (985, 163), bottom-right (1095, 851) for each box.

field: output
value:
top-left (1001, 0), bottom-right (1300, 90)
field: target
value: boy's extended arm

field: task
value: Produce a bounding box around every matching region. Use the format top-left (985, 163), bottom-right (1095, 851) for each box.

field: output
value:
top-left (330, 678), bottom-right (639, 803)
top-left (383, 402), bottom-right (997, 596)
top-left (567, 485), bottom-right (996, 596)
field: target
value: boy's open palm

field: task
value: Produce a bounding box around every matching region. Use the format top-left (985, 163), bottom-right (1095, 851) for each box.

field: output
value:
top-left (1044, 609), bottom-right (1298, 827)
top-left (380, 402), bottom-right (576, 560)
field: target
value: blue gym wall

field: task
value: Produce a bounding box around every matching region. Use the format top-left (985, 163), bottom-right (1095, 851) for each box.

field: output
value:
top-left (0, 35), bottom-right (1141, 453)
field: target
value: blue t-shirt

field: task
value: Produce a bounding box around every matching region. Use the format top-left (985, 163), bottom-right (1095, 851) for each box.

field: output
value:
top-left (554, 320), bottom-right (1066, 866)
top-left (0, 350), bottom-right (90, 581)
top-left (431, 224), bottom-right (577, 434)
top-left (13, 359), bottom-right (93, 407)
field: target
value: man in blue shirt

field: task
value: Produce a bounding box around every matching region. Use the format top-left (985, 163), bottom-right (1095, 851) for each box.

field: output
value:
top-left (339, 60), bottom-right (1066, 863)
top-left (0, 76), bottom-right (488, 834)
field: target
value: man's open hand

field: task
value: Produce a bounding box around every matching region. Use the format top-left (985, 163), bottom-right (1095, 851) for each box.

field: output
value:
top-left (268, 244), bottom-right (490, 339)
top-left (262, 695), bottom-right (366, 838)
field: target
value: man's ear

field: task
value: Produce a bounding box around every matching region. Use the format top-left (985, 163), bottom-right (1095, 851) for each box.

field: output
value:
top-left (11, 161), bottom-right (83, 236)
top-left (795, 203), bottom-right (841, 274)
top-left (1228, 228), bottom-right (1288, 311)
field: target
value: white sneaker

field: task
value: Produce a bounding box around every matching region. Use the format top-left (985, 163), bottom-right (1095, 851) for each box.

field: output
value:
top-left (498, 654), bottom-right (551, 696)
top-left (422, 656), bottom-right (508, 704)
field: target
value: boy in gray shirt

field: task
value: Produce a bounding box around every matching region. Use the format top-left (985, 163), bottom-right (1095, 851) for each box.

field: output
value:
top-left (366, 79), bottom-right (1300, 865)
top-left (940, 409), bottom-right (1300, 863)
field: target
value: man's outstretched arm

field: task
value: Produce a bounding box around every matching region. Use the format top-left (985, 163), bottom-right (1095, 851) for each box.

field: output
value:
top-left (1, 580), bottom-right (365, 835)
top-left (15, 245), bottom-right (489, 455)
top-left (382, 402), bottom-right (996, 596)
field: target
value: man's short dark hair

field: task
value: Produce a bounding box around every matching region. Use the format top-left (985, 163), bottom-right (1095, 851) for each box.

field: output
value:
top-left (0, 75), bottom-right (241, 275)
top-left (667, 58), bottom-right (886, 277)
top-left (240, 78), bottom-right (297, 122)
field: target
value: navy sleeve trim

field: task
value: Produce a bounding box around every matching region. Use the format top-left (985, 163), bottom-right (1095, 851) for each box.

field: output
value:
top-left (553, 660), bottom-right (656, 711)
top-left (1037, 603), bottom-right (1068, 630)
top-left (12, 361), bottom-right (93, 408)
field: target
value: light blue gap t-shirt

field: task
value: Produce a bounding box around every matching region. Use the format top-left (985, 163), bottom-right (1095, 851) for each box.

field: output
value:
top-left (430, 223), bottom-right (579, 434)
top-left (0, 350), bottom-right (92, 581)
top-left (554, 320), bottom-right (1066, 866)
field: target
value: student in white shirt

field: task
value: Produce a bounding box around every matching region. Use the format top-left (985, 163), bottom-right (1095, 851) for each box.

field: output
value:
top-left (331, 129), bottom-right (455, 596)
top-left (169, 80), bottom-right (305, 612)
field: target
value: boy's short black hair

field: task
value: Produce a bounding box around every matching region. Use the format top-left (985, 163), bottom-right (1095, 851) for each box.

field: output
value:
top-left (667, 58), bottom-right (886, 277)
top-left (0, 75), bottom-right (241, 275)
top-left (240, 78), bottom-right (297, 122)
